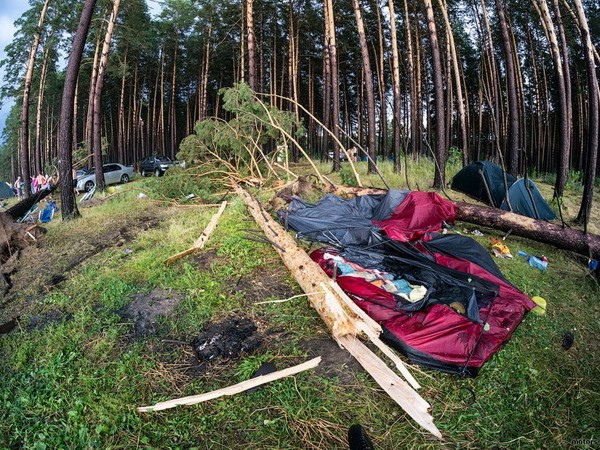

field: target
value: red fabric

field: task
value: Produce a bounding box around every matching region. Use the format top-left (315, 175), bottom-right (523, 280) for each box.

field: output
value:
top-left (372, 191), bottom-right (456, 242)
top-left (311, 199), bottom-right (534, 373)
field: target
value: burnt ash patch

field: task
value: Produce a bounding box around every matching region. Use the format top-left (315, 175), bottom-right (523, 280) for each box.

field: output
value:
top-left (26, 310), bottom-right (73, 331)
top-left (191, 317), bottom-right (262, 362)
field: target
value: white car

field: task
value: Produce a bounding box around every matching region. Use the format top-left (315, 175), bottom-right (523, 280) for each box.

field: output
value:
top-left (76, 163), bottom-right (135, 192)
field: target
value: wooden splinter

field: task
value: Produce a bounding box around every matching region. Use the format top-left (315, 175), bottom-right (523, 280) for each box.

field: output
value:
top-left (138, 357), bottom-right (321, 412)
top-left (164, 201), bottom-right (227, 265)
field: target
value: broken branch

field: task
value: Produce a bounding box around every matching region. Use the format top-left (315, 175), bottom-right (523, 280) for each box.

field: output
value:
top-left (164, 201), bottom-right (227, 265)
top-left (137, 356), bottom-right (321, 412)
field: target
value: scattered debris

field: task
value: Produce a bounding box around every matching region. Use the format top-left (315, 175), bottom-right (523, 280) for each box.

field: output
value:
top-left (518, 251), bottom-right (549, 271)
top-left (531, 296), bottom-right (547, 316)
top-left (490, 237), bottom-right (513, 258)
top-left (191, 317), bottom-right (262, 362)
top-left (137, 356), bottom-right (321, 412)
top-left (562, 331), bottom-right (574, 350)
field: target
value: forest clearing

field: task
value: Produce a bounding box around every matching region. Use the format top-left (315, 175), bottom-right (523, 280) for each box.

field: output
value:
top-left (1, 0), bottom-right (599, 447)
top-left (0, 159), bottom-right (599, 448)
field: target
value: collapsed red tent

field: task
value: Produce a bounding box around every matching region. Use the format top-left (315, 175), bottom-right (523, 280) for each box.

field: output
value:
top-left (280, 190), bottom-right (535, 376)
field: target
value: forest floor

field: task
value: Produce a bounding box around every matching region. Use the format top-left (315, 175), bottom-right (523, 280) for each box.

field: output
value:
top-left (0, 160), bottom-right (598, 449)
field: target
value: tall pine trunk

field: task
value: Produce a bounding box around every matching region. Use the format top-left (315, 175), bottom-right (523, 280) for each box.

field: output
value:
top-left (92, 0), bottom-right (121, 191)
top-left (20, 0), bottom-right (50, 196)
top-left (352, 0), bottom-right (377, 173)
top-left (423, 0), bottom-right (447, 188)
top-left (59, 0), bottom-right (98, 220)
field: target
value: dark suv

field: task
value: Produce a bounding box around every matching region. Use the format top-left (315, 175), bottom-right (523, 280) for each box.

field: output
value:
top-left (139, 155), bottom-right (180, 176)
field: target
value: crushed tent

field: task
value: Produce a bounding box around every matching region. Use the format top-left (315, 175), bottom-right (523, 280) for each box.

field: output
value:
top-left (279, 190), bottom-right (535, 377)
top-left (451, 161), bottom-right (556, 220)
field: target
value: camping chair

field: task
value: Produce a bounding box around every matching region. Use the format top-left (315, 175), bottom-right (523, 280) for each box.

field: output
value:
top-left (39, 206), bottom-right (55, 223)
top-left (79, 187), bottom-right (96, 202)
top-left (16, 205), bottom-right (39, 223)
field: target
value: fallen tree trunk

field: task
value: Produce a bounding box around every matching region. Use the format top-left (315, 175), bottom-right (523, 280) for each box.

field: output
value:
top-left (6, 186), bottom-right (57, 221)
top-left (455, 201), bottom-right (600, 260)
top-left (234, 183), bottom-right (442, 439)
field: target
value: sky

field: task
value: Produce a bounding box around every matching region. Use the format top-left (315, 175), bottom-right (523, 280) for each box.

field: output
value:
top-left (0, 0), bottom-right (29, 138)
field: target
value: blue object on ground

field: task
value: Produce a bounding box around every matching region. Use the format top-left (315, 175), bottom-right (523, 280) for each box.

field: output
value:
top-left (528, 256), bottom-right (548, 271)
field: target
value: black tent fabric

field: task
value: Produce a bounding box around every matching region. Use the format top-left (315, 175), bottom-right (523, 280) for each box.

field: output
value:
top-left (451, 161), bottom-right (556, 220)
top-left (281, 190), bottom-right (535, 376)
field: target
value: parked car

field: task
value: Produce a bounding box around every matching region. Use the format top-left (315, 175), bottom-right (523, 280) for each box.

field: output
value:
top-left (139, 155), bottom-right (181, 176)
top-left (76, 163), bottom-right (135, 192)
top-left (75, 168), bottom-right (91, 178)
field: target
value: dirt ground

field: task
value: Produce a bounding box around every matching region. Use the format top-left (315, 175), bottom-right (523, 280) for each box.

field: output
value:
top-left (0, 203), bottom-right (171, 325)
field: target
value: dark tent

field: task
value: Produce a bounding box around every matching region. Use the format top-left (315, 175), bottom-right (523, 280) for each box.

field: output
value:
top-left (500, 179), bottom-right (556, 220)
top-left (450, 161), bottom-right (515, 207)
top-left (451, 161), bottom-right (555, 220)
top-left (0, 182), bottom-right (15, 199)
top-left (281, 191), bottom-right (535, 376)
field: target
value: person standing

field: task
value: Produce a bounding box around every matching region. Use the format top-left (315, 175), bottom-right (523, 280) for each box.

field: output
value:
top-left (14, 176), bottom-right (23, 199)
top-left (35, 173), bottom-right (47, 191)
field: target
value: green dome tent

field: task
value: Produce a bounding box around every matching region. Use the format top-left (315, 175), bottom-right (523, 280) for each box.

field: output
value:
top-left (451, 161), bottom-right (556, 220)
top-left (500, 178), bottom-right (556, 220)
top-left (450, 161), bottom-right (516, 207)
top-left (0, 182), bottom-right (15, 199)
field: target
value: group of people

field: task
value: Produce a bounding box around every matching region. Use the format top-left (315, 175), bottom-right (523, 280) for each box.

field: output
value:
top-left (13, 173), bottom-right (52, 199)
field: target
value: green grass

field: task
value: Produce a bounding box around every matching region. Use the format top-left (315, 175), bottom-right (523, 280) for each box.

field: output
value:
top-left (1, 163), bottom-right (599, 449)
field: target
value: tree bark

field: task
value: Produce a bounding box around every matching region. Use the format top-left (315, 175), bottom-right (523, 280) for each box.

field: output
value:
top-left (495, 0), bottom-right (520, 175)
top-left (572, 0), bottom-right (599, 228)
top-left (423, 0), bottom-right (446, 188)
top-left (58, 0), bottom-right (98, 221)
top-left (246, 0), bottom-right (256, 91)
top-left (352, 0), bottom-right (376, 174)
top-left (387, 0), bottom-right (401, 171)
top-left (455, 201), bottom-right (600, 259)
top-left (324, 0), bottom-right (341, 171)
top-left (92, 0), bottom-right (121, 191)
top-left (20, 0), bottom-right (50, 196)
top-left (438, 0), bottom-right (468, 165)
top-left (535, 0), bottom-right (570, 198)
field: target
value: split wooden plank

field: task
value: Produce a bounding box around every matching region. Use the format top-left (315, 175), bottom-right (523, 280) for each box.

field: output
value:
top-left (234, 184), bottom-right (441, 439)
top-left (164, 201), bottom-right (227, 265)
top-left (320, 282), bottom-right (421, 390)
top-left (138, 357), bottom-right (321, 412)
top-left (337, 335), bottom-right (441, 439)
